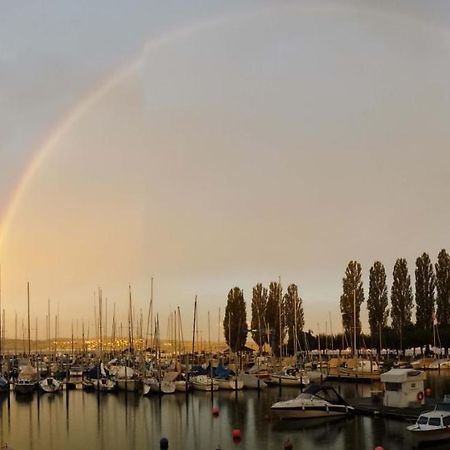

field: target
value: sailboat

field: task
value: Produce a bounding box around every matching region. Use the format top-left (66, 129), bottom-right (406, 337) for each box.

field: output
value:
top-left (16, 283), bottom-right (37, 395)
top-left (39, 376), bottom-right (63, 393)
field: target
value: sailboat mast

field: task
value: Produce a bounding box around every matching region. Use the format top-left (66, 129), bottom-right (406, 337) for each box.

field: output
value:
top-left (191, 296), bottom-right (197, 364)
top-left (0, 265), bottom-right (2, 358)
top-left (353, 289), bottom-right (357, 359)
top-left (27, 281), bottom-right (31, 356)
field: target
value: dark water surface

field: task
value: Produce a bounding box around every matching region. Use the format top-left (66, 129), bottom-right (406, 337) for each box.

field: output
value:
top-left (2, 372), bottom-right (450, 450)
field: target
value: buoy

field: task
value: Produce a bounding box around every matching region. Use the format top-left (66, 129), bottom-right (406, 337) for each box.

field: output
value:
top-left (425, 387), bottom-right (432, 397)
top-left (212, 406), bottom-right (220, 416)
top-left (232, 429), bottom-right (241, 440)
top-left (160, 437), bottom-right (169, 449)
top-left (417, 391), bottom-right (424, 401)
top-left (284, 438), bottom-right (294, 449)
top-left (374, 446), bottom-right (384, 450)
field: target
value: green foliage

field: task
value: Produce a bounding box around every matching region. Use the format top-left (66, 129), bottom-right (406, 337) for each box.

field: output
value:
top-left (415, 252), bottom-right (435, 332)
top-left (223, 287), bottom-right (247, 352)
top-left (250, 283), bottom-right (268, 351)
top-left (391, 258), bottom-right (413, 350)
top-left (339, 261), bottom-right (364, 349)
top-left (265, 281), bottom-right (283, 355)
top-left (367, 261), bottom-right (389, 352)
top-left (283, 284), bottom-right (304, 355)
top-left (436, 249), bottom-right (450, 326)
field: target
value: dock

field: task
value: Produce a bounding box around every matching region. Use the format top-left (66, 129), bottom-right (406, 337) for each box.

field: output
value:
top-left (350, 398), bottom-right (433, 422)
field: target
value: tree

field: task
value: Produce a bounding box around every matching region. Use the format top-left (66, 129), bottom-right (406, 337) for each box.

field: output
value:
top-left (265, 281), bottom-right (283, 356)
top-left (283, 284), bottom-right (304, 356)
top-left (339, 261), bottom-right (364, 353)
top-left (223, 287), bottom-right (247, 352)
top-left (436, 249), bottom-right (450, 326)
top-left (367, 261), bottom-right (389, 353)
top-left (415, 252), bottom-right (435, 332)
top-left (250, 283), bottom-right (268, 353)
top-left (391, 258), bottom-right (413, 351)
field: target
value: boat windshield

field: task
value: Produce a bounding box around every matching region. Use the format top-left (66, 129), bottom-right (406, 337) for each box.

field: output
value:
top-left (428, 417), bottom-right (442, 426)
top-left (417, 416), bottom-right (428, 425)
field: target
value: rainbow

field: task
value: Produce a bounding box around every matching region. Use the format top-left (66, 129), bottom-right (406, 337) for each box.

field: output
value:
top-left (0, 5), bottom-right (444, 251)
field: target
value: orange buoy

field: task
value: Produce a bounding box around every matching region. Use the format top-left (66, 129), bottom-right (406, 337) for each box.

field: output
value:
top-left (425, 387), bottom-right (432, 397)
top-left (212, 406), bottom-right (220, 417)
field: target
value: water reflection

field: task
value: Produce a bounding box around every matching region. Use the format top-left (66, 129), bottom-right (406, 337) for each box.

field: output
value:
top-left (1, 378), bottom-right (450, 449)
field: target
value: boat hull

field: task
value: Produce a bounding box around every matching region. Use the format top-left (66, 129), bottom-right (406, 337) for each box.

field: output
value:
top-left (407, 428), bottom-right (450, 443)
top-left (271, 405), bottom-right (352, 420)
top-left (15, 382), bottom-right (36, 395)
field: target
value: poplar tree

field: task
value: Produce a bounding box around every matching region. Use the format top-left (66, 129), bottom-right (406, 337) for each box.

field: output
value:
top-left (367, 261), bottom-right (389, 352)
top-left (415, 252), bottom-right (435, 332)
top-left (223, 287), bottom-right (247, 352)
top-left (391, 258), bottom-right (413, 351)
top-left (436, 249), bottom-right (450, 326)
top-left (265, 281), bottom-right (283, 355)
top-left (283, 284), bottom-right (304, 355)
top-left (339, 261), bottom-right (364, 351)
top-left (250, 283), bottom-right (268, 353)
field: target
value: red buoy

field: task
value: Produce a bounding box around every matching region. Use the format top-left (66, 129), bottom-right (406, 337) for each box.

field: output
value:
top-left (425, 387), bottom-right (432, 397)
top-left (212, 406), bottom-right (220, 417)
top-left (232, 429), bottom-right (241, 440)
top-left (374, 446), bottom-right (384, 450)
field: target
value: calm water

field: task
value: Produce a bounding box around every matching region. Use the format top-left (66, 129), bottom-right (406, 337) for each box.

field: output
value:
top-left (1, 373), bottom-right (450, 450)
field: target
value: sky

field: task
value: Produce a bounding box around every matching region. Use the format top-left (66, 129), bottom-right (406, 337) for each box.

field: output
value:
top-left (1, 0), bottom-right (450, 341)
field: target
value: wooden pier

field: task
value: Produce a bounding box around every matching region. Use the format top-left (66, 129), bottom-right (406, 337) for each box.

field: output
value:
top-left (350, 398), bottom-right (433, 422)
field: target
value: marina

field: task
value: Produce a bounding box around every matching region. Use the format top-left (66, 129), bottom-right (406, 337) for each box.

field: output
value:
top-left (1, 352), bottom-right (450, 448)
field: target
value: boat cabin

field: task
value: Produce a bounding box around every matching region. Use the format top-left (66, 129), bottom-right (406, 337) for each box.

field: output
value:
top-left (380, 368), bottom-right (426, 408)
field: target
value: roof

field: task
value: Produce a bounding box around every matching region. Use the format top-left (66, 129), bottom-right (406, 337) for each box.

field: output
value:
top-left (380, 368), bottom-right (426, 383)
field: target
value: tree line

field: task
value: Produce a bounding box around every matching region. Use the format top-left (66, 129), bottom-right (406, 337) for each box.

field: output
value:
top-left (223, 282), bottom-right (304, 356)
top-left (223, 249), bottom-right (450, 355)
top-left (341, 249), bottom-right (450, 352)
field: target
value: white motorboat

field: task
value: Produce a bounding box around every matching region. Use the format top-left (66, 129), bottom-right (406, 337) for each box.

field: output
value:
top-left (271, 384), bottom-right (354, 420)
top-left (190, 375), bottom-right (219, 391)
top-left (407, 399), bottom-right (450, 443)
top-left (15, 379), bottom-right (36, 395)
top-left (66, 366), bottom-right (83, 388)
top-left (39, 377), bottom-right (63, 393)
top-left (15, 364), bottom-right (38, 395)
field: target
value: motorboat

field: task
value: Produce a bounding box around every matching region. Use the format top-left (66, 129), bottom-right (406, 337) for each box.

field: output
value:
top-left (66, 366), bottom-right (83, 389)
top-left (15, 379), bottom-right (36, 395)
top-left (271, 384), bottom-right (354, 420)
top-left (407, 399), bottom-right (450, 443)
top-left (39, 377), bottom-right (63, 393)
top-left (15, 364), bottom-right (38, 395)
